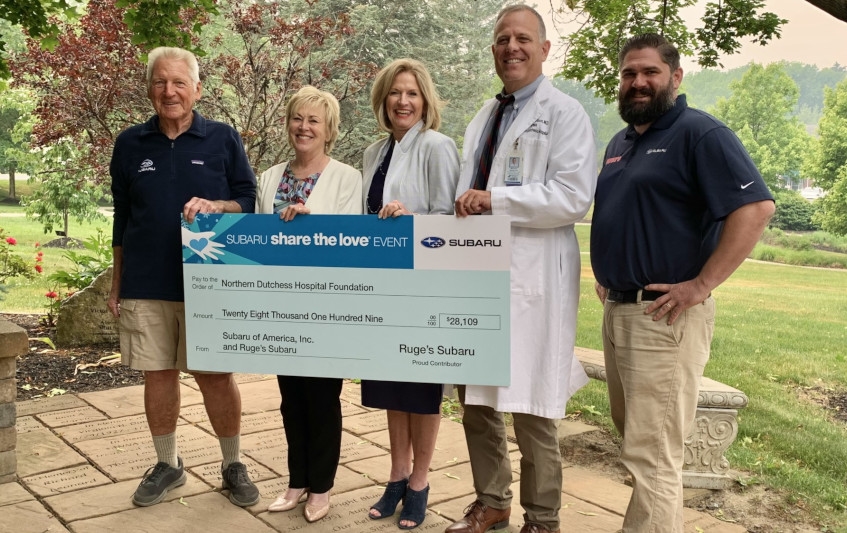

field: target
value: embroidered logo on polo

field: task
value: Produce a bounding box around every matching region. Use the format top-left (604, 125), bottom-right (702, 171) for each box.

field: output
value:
top-left (646, 148), bottom-right (667, 154)
top-left (138, 159), bottom-right (155, 172)
top-left (191, 160), bottom-right (205, 165)
top-left (605, 155), bottom-right (623, 165)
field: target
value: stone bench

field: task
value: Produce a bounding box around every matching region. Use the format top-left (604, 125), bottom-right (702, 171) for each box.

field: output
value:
top-left (575, 346), bottom-right (748, 489)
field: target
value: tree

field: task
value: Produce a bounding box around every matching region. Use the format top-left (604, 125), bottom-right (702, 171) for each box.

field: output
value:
top-left (813, 167), bottom-right (847, 235)
top-left (197, 0), bottom-right (503, 171)
top-left (271, 0), bottom-right (503, 153)
top-left (550, 78), bottom-right (606, 136)
top-left (712, 63), bottom-right (811, 190)
top-left (805, 79), bottom-right (847, 234)
top-left (556, 0), bottom-right (786, 101)
top-left (10, 0), bottom-right (150, 185)
top-left (0, 0), bottom-right (217, 79)
top-left (0, 87), bottom-right (35, 198)
top-left (680, 66), bottom-right (748, 110)
top-left (19, 137), bottom-right (110, 237)
top-left (782, 61), bottom-right (847, 115)
top-left (8, 0), bottom-right (504, 199)
top-left (196, 0), bottom-right (379, 173)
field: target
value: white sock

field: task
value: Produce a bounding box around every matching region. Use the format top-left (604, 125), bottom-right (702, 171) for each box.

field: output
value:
top-left (152, 432), bottom-right (179, 468)
top-left (220, 435), bottom-right (241, 468)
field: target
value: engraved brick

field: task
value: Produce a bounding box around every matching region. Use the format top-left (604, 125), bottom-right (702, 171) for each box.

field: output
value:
top-left (0, 403), bottom-right (14, 428)
top-left (22, 465), bottom-right (111, 497)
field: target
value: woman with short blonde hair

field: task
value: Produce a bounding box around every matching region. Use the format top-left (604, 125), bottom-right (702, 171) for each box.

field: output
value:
top-left (258, 85), bottom-right (362, 524)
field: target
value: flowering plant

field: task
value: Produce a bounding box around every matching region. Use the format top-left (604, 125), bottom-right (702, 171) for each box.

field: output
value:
top-left (34, 245), bottom-right (44, 274)
top-left (1, 228), bottom-right (36, 285)
top-left (43, 289), bottom-right (62, 327)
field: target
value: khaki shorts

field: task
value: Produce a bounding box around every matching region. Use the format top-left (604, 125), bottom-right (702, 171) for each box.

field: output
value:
top-left (119, 299), bottom-right (189, 371)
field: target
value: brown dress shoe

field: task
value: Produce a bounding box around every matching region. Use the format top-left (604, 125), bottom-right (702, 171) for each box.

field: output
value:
top-left (445, 500), bottom-right (510, 533)
top-left (519, 522), bottom-right (560, 533)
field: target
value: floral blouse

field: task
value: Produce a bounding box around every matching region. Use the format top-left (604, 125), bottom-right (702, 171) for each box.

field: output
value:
top-left (272, 164), bottom-right (321, 214)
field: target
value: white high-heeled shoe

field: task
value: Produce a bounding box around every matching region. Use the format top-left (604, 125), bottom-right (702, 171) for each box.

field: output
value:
top-left (268, 487), bottom-right (308, 512)
top-left (304, 492), bottom-right (330, 523)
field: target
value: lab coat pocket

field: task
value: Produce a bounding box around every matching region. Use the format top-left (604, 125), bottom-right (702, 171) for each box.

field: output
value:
top-left (515, 135), bottom-right (549, 186)
top-left (509, 232), bottom-right (544, 296)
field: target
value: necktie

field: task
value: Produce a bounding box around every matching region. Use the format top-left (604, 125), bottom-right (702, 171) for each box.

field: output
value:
top-left (367, 138), bottom-right (395, 214)
top-left (474, 93), bottom-right (515, 190)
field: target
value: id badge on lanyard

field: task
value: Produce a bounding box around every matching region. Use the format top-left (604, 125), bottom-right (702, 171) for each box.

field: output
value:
top-left (504, 139), bottom-right (523, 186)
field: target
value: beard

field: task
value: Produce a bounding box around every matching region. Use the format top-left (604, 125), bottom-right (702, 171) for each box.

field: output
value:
top-left (618, 79), bottom-right (676, 126)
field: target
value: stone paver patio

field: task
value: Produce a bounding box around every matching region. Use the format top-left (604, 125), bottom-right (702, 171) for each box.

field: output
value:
top-left (4, 376), bottom-right (746, 532)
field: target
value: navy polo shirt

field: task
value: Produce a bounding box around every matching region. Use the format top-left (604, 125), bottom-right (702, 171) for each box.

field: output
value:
top-left (591, 95), bottom-right (772, 291)
top-left (111, 111), bottom-right (256, 301)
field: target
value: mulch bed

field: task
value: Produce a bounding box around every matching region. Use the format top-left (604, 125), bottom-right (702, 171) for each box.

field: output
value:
top-left (2, 313), bottom-right (144, 401)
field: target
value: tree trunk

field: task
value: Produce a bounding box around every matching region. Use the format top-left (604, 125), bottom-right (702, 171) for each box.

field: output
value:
top-left (804, 0), bottom-right (847, 22)
top-left (7, 167), bottom-right (15, 199)
top-left (63, 209), bottom-right (69, 239)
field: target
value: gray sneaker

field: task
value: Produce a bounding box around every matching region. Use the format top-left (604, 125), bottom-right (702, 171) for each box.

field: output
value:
top-left (132, 457), bottom-right (187, 506)
top-left (221, 461), bottom-right (259, 507)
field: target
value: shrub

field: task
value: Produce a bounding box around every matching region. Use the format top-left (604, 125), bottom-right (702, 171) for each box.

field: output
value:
top-left (771, 190), bottom-right (820, 232)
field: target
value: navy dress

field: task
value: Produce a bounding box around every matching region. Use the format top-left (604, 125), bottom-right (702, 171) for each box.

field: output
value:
top-left (361, 142), bottom-right (443, 415)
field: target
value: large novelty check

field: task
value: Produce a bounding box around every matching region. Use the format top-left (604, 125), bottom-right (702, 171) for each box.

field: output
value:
top-left (182, 214), bottom-right (510, 385)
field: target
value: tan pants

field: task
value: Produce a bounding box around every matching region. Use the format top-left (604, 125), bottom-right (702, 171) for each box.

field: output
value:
top-left (458, 386), bottom-right (562, 530)
top-left (603, 297), bottom-right (715, 533)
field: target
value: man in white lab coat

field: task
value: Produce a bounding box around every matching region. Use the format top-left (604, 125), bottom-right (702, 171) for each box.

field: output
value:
top-left (449, 5), bottom-right (597, 533)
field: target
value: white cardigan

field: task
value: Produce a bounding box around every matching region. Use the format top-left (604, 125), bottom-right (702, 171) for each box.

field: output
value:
top-left (256, 158), bottom-right (363, 215)
top-left (362, 121), bottom-right (460, 215)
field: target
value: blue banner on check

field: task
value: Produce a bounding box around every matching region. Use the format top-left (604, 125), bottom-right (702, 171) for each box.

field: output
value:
top-left (182, 213), bottom-right (413, 268)
top-left (182, 214), bottom-right (511, 386)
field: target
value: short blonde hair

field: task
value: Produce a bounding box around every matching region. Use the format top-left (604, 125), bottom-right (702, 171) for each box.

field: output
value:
top-left (370, 59), bottom-right (444, 134)
top-left (285, 86), bottom-right (341, 154)
top-left (147, 47), bottom-right (200, 91)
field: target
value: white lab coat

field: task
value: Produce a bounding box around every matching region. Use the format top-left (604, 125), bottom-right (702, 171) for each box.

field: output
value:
top-left (459, 78), bottom-right (597, 418)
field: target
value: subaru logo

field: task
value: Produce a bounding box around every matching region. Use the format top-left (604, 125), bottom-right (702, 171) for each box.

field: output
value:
top-left (420, 236), bottom-right (446, 249)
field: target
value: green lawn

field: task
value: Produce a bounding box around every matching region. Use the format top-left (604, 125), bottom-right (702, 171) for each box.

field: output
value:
top-left (1, 203), bottom-right (112, 312)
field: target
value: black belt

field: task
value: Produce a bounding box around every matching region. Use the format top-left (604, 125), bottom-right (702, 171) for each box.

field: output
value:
top-left (607, 289), bottom-right (666, 303)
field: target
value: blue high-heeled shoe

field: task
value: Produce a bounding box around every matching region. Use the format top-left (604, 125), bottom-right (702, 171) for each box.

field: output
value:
top-left (398, 483), bottom-right (430, 530)
top-left (368, 478), bottom-right (408, 520)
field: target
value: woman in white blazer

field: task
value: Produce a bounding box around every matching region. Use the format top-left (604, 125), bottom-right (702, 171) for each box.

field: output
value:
top-left (259, 86), bottom-right (362, 524)
top-left (361, 59), bottom-right (460, 531)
